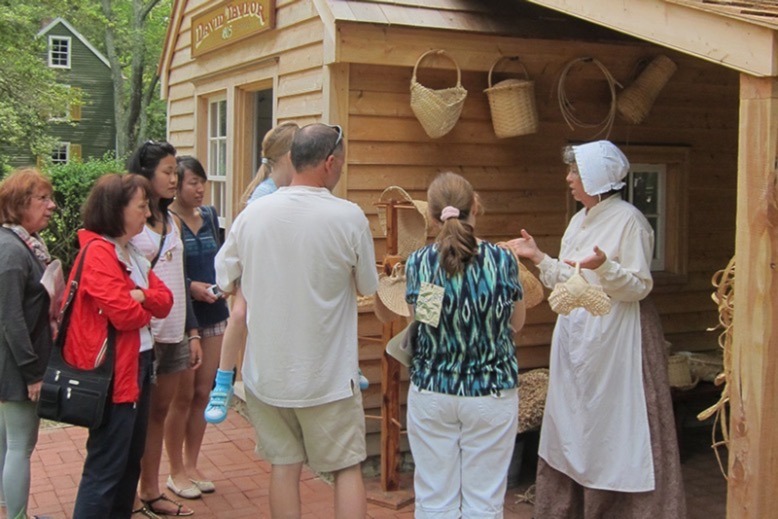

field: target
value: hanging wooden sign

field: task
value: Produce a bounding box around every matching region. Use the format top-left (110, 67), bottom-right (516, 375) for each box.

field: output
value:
top-left (191, 0), bottom-right (275, 57)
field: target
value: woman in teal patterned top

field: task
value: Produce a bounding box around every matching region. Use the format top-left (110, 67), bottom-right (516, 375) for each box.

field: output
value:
top-left (404, 171), bottom-right (526, 518)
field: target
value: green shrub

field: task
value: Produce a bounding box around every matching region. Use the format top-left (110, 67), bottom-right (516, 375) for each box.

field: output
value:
top-left (41, 155), bottom-right (125, 270)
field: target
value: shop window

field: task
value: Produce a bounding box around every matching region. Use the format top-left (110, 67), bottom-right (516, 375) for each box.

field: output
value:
top-left (49, 36), bottom-right (71, 69)
top-left (208, 98), bottom-right (228, 223)
top-left (51, 143), bottom-right (70, 164)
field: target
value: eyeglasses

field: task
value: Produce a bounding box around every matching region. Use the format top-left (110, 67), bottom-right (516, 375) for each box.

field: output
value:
top-left (33, 194), bottom-right (54, 204)
top-left (325, 124), bottom-right (343, 158)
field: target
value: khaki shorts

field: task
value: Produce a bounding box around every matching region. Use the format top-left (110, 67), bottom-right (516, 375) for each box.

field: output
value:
top-left (245, 388), bottom-right (367, 473)
top-left (153, 338), bottom-right (190, 376)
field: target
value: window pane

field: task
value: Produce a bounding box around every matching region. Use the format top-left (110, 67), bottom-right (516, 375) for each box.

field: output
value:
top-left (218, 100), bottom-right (227, 137)
top-left (211, 181), bottom-right (225, 216)
top-left (646, 216), bottom-right (659, 260)
top-left (631, 171), bottom-right (658, 214)
top-left (218, 141), bottom-right (227, 176)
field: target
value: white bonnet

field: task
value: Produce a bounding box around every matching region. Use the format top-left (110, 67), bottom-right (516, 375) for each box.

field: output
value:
top-left (572, 140), bottom-right (630, 196)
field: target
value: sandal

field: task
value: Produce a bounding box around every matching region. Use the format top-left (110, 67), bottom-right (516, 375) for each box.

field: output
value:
top-left (141, 494), bottom-right (194, 517)
top-left (132, 506), bottom-right (162, 518)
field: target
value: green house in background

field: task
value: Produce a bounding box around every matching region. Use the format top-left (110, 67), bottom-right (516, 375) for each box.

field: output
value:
top-left (21, 18), bottom-right (117, 166)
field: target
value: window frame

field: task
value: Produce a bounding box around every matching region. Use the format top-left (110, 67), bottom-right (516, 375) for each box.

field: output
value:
top-left (51, 142), bottom-right (70, 164)
top-left (48, 36), bottom-right (71, 69)
top-left (207, 97), bottom-right (228, 226)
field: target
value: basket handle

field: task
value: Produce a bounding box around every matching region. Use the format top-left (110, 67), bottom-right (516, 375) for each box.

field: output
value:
top-left (413, 49), bottom-right (462, 87)
top-left (488, 56), bottom-right (529, 89)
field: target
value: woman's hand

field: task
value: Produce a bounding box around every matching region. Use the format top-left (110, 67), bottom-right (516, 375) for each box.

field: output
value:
top-left (28, 381), bottom-right (42, 402)
top-left (190, 281), bottom-right (219, 303)
top-left (565, 245), bottom-right (607, 270)
top-left (188, 336), bottom-right (203, 370)
top-left (506, 229), bottom-right (545, 265)
top-left (130, 288), bottom-right (146, 304)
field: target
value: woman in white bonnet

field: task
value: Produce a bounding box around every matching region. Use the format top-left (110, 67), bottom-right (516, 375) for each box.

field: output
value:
top-left (508, 140), bottom-right (685, 518)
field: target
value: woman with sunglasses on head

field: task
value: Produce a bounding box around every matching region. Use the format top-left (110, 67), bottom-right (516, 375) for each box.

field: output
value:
top-left (128, 140), bottom-right (200, 517)
top-left (163, 156), bottom-right (229, 498)
top-left (0, 168), bottom-right (57, 519)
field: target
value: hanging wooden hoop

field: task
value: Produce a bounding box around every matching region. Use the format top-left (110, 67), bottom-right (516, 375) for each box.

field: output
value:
top-left (556, 57), bottom-right (621, 140)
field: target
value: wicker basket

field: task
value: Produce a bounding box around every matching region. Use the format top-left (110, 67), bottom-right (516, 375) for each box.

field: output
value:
top-left (484, 57), bottom-right (538, 138)
top-left (686, 351), bottom-right (724, 383)
top-left (617, 55), bottom-right (677, 124)
top-left (410, 50), bottom-right (468, 138)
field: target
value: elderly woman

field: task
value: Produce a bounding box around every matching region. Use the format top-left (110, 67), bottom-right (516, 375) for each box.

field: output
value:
top-left (508, 140), bottom-right (685, 518)
top-left (0, 168), bottom-right (56, 519)
top-left (67, 173), bottom-right (173, 518)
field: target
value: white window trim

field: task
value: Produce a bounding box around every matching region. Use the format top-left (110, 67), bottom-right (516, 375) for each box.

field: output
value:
top-left (48, 36), bottom-right (71, 69)
top-left (628, 163), bottom-right (667, 271)
top-left (52, 142), bottom-right (70, 164)
top-left (207, 97), bottom-right (228, 226)
top-left (49, 84), bottom-right (71, 122)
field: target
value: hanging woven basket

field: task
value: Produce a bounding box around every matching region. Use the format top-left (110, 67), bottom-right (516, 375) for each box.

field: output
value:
top-left (617, 55), bottom-right (677, 125)
top-left (484, 56), bottom-right (538, 138)
top-left (410, 50), bottom-right (468, 139)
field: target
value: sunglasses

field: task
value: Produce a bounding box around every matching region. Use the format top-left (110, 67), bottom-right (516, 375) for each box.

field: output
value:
top-left (325, 124), bottom-right (343, 158)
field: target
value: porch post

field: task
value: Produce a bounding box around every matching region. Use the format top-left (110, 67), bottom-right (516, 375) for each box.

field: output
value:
top-left (728, 74), bottom-right (778, 518)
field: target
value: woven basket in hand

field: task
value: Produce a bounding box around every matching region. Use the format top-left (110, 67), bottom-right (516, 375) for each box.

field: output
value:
top-left (548, 263), bottom-right (611, 316)
top-left (617, 54), bottom-right (677, 124)
top-left (484, 57), bottom-right (538, 138)
top-left (410, 50), bottom-right (468, 138)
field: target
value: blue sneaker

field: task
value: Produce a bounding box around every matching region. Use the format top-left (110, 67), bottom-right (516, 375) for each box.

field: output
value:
top-left (359, 369), bottom-right (369, 390)
top-left (205, 369), bottom-right (235, 424)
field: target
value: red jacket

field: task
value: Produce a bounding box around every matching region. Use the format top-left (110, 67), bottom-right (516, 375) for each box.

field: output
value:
top-left (62, 230), bottom-right (173, 403)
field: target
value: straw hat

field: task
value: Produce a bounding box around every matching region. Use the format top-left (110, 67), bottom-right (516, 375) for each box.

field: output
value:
top-left (377, 186), bottom-right (429, 259)
top-left (374, 262), bottom-right (411, 324)
top-left (496, 242), bottom-right (544, 309)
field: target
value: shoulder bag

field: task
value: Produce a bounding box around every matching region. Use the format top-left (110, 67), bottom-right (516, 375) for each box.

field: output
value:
top-left (37, 241), bottom-right (116, 429)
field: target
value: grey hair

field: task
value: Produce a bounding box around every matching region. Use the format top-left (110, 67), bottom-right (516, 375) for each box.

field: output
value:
top-left (562, 145), bottom-right (576, 165)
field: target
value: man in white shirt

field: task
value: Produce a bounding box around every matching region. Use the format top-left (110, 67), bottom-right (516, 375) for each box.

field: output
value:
top-left (217, 123), bottom-right (378, 518)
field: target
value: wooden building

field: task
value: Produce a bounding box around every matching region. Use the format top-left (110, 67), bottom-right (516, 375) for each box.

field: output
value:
top-left (160, 1), bottom-right (778, 515)
top-left (24, 18), bottom-right (116, 166)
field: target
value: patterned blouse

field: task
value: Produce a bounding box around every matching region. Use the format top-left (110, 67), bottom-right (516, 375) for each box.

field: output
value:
top-left (405, 241), bottom-right (522, 397)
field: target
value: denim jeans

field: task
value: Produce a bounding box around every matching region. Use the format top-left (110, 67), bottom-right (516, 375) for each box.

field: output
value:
top-left (73, 350), bottom-right (153, 519)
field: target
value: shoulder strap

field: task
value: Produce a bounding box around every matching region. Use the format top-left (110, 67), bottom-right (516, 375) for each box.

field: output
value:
top-left (207, 206), bottom-right (221, 246)
top-left (150, 218), bottom-right (167, 268)
top-left (53, 240), bottom-right (115, 375)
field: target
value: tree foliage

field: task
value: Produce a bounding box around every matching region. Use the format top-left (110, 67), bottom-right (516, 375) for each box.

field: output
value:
top-left (41, 155), bottom-right (125, 270)
top-left (0, 3), bottom-right (79, 172)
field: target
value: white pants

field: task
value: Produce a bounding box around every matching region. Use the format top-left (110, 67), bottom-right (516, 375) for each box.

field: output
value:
top-left (407, 384), bottom-right (519, 519)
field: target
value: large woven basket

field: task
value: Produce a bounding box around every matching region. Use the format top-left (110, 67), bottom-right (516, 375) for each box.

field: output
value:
top-left (617, 54), bottom-right (677, 124)
top-left (484, 57), bottom-right (538, 138)
top-left (410, 50), bottom-right (468, 138)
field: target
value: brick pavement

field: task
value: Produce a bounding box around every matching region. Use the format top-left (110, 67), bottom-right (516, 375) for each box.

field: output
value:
top-left (16, 410), bottom-right (723, 518)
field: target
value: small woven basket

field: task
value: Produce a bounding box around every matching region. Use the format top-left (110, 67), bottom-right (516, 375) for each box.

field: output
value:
top-left (484, 57), bottom-right (538, 138)
top-left (617, 54), bottom-right (677, 124)
top-left (668, 354), bottom-right (698, 390)
top-left (410, 50), bottom-right (468, 138)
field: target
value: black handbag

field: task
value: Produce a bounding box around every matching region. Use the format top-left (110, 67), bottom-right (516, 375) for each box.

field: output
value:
top-left (37, 242), bottom-right (115, 429)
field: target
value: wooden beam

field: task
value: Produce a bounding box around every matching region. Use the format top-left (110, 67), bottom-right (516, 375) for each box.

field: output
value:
top-left (728, 74), bottom-right (778, 518)
top-left (523, 0), bottom-right (778, 77)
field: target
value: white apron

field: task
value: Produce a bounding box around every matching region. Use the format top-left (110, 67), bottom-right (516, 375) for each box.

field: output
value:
top-left (537, 196), bottom-right (656, 492)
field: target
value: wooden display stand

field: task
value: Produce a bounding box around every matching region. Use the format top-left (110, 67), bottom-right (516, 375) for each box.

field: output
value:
top-left (364, 200), bottom-right (416, 509)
